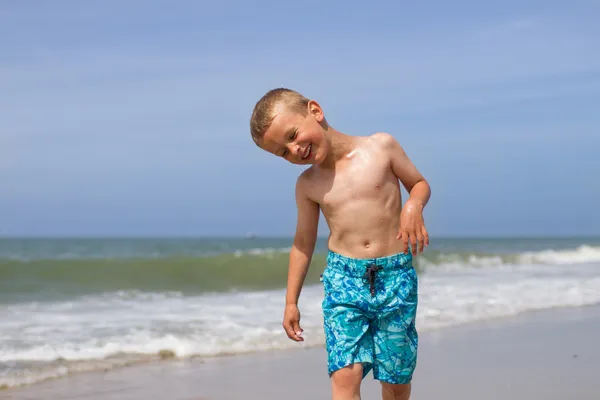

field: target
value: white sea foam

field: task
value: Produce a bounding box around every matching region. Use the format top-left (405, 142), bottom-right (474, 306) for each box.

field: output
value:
top-left (517, 245), bottom-right (600, 265)
top-left (1, 257), bottom-right (600, 389)
top-left (233, 247), bottom-right (291, 257)
top-left (419, 245), bottom-right (600, 270)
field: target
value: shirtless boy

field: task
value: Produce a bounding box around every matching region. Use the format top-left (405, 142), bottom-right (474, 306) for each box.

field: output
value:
top-left (250, 88), bottom-right (431, 400)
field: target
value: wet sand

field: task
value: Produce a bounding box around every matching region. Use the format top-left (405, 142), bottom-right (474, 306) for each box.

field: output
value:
top-left (4, 305), bottom-right (600, 400)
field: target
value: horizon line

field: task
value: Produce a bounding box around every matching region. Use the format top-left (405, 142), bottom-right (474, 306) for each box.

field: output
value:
top-left (1, 234), bottom-right (598, 240)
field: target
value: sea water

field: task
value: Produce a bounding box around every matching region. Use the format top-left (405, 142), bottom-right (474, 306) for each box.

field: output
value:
top-left (1, 236), bottom-right (599, 388)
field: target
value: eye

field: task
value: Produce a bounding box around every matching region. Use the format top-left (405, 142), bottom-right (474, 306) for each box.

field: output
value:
top-left (290, 130), bottom-right (297, 140)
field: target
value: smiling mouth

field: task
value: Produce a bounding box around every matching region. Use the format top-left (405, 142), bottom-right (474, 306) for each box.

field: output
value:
top-left (302, 143), bottom-right (312, 160)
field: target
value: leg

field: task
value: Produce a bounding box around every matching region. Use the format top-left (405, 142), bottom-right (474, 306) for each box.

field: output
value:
top-left (323, 307), bottom-right (373, 400)
top-left (381, 382), bottom-right (411, 400)
top-left (372, 267), bottom-right (419, 395)
top-left (331, 363), bottom-right (363, 400)
top-left (321, 267), bottom-right (374, 400)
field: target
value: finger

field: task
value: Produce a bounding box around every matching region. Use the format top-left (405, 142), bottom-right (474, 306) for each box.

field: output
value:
top-left (397, 226), bottom-right (405, 240)
top-left (292, 321), bottom-right (304, 342)
top-left (282, 321), bottom-right (299, 342)
top-left (422, 226), bottom-right (429, 248)
top-left (287, 326), bottom-right (301, 341)
top-left (400, 231), bottom-right (409, 254)
top-left (409, 232), bottom-right (417, 256)
top-left (417, 234), bottom-right (424, 254)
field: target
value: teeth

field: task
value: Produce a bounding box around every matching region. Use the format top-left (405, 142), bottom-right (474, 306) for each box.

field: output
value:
top-left (303, 144), bottom-right (311, 159)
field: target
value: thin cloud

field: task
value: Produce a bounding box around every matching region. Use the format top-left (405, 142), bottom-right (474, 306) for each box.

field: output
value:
top-left (1, 1), bottom-right (599, 235)
top-left (3, 15), bottom-right (599, 139)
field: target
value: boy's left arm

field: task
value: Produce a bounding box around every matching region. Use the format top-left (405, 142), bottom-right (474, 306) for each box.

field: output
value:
top-left (376, 133), bottom-right (431, 255)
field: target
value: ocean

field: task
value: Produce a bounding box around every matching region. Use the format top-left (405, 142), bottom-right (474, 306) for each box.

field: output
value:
top-left (1, 236), bottom-right (600, 389)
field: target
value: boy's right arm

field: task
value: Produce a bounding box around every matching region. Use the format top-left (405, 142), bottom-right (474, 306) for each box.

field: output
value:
top-left (283, 174), bottom-right (320, 342)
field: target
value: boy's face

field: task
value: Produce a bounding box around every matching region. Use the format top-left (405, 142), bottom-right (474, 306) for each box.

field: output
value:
top-left (260, 100), bottom-right (328, 165)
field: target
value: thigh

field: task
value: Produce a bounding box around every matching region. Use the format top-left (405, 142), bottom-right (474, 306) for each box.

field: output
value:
top-left (372, 268), bottom-right (419, 384)
top-left (322, 268), bottom-right (373, 377)
top-left (372, 311), bottom-right (418, 384)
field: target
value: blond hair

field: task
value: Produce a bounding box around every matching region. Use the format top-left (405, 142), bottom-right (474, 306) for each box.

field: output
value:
top-left (250, 88), bottom-right (310, 146)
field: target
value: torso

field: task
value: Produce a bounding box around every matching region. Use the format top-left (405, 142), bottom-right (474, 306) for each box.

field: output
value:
top-left (302, 135), bottom-right (405, 259)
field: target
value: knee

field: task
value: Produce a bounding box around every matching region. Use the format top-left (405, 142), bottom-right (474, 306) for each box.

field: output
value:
top-left (381, 382), bottom-right (411, 400)
top-left (331, 363), bottom-right (363, 390)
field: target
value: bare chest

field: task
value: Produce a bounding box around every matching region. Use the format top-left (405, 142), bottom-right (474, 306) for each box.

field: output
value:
top-left (310, 155), bottom-right (395, 210)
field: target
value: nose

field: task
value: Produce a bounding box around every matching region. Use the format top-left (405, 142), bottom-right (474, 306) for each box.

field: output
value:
top-left (289, 143), bottom-right (301, 155)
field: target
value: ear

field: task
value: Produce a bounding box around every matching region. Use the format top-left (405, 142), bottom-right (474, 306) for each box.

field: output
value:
top-left (307, 100), bottom-right (324, 122)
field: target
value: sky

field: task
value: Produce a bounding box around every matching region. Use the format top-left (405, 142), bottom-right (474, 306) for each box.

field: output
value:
top-left (1, 0), bottom-right (599, 237)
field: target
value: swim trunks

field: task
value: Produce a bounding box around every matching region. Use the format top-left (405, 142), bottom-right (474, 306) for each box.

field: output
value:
top-left (321, 250), bottom-right (418, 384)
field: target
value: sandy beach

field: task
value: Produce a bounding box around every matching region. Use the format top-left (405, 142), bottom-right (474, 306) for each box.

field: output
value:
top-left (4, 304), bottom-right (599, 400)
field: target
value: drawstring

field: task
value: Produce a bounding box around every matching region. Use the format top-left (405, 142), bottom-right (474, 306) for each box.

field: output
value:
top-left (363, 264), bottom-right (381, 297)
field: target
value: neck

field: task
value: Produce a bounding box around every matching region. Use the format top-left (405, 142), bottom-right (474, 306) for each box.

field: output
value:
top-left (320, 128), bottom-right (355, 169)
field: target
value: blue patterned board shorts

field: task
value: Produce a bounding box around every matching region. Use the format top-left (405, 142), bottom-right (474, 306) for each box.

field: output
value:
top-left (321, 250), bottom-right (419, 384)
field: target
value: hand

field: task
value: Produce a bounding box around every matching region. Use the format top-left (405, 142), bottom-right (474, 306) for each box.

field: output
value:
top-left (397, 200), bottom-right (429, 255)
top-left (282, 304), bottom-right (304, 342)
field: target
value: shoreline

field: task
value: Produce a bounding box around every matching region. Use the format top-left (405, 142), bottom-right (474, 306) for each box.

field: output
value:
top-left (5, 304), bottom-right (600, 399)
top-left (2, 302), bottom-right (598, 393)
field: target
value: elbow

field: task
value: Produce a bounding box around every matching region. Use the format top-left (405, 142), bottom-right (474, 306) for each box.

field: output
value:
top-left (418, 178), bottom-right (431, 191)
top-left (407, 178), bottom-right (430, 194)
top-left (422, 179), bottom-right (431, 193)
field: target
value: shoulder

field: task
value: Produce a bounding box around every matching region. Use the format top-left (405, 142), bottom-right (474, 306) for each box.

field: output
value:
top-left (365, 133), bottom-right (404, 159)
top-left (295, 167), bottom-right (317, 194)
top-left (369, 132), bottom-right (401, 150)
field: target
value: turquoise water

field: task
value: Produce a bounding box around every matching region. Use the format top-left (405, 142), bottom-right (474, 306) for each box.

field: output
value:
top-left (2, 236), bottom-right (598, 302)
top-left (3, 236), bottom-right (596, 261)
top-left (1, 236), bottom-right (600, 389)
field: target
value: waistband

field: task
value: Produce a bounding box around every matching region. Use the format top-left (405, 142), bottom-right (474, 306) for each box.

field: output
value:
top-left (326, 249), bottom-right (413, 278)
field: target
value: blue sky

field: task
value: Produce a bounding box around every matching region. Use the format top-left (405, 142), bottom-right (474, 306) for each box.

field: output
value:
top-left (2, 0), bottom-right (599, 237)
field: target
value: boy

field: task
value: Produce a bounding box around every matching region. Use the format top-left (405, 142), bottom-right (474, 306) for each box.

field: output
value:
top-left (250, 88), bottom-right (430, 400)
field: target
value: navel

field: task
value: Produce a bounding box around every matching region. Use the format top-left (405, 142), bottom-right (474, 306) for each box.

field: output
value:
top-left (363, 240), bottom-right (371, 249)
